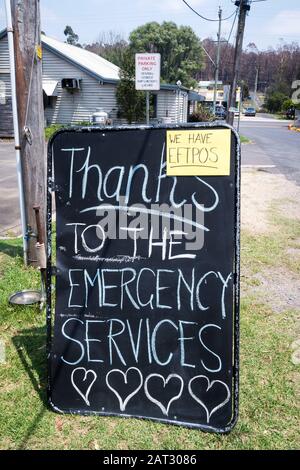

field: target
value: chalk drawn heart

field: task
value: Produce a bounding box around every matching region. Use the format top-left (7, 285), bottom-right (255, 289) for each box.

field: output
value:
top-left (71, 367), bottom-right (97, 407)
top-left (144, 374), bottom-right (184, 416)
top-left (188, 375), bottom-right (230, 423)
top-left (106, 367), bottom-right (143, 411)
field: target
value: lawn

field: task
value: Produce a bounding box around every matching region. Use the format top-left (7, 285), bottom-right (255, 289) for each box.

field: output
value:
top-left (240, 134), bottom-right (251, 144)
top-left (0, 217), bottom-right (299, 450)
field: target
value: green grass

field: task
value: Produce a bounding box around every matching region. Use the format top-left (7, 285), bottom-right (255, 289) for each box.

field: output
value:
top-left (45, 122), bottom-right (91, 140)
top-left (240, 135), bottom-right (251, 144)
top-left (0, 216), bottom-right (299, 449)
top-left (45, 124), bottom-right (65, 141)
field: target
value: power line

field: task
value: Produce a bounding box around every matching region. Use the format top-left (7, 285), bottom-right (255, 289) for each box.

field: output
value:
top-left (226, 8), bottom-right (238, 45)
top-left (231, 0), bottom-right (267, 3)
top-left (200, 43), bottom-right (216, 67)
top-left (182, 0), bottom-right (236, 22)
top-left (201, 10), bottom-right (238, 72)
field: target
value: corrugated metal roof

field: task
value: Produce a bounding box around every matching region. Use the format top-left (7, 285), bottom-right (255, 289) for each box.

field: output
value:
top-left (41, 34), bottom-right (120, 83)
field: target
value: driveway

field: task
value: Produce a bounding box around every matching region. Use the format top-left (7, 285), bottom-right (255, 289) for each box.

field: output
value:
top-left (0, 140), bottom-right (21, 236)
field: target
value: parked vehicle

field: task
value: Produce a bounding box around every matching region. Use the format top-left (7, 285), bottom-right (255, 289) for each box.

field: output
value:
top-left (286, 106), bottom-right (295, 120)
top-left (244, 107), bottom-right (256, 116)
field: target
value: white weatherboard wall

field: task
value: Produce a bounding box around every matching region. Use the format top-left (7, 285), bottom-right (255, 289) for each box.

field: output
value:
top-left (177, 90), bottom-right (188, 122)
top-left (0, 35), bottom-right (13, 136)
top-left (43, 47), bottom-right (119, 125)
top-left (156, 89), bottom-right (188, 123)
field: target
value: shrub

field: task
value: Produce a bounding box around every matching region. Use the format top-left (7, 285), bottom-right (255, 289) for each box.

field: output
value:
top-left (265, 92), bottom-right (289, 113)
top-left (282, 99), bottom-right (294, 112)
top-left (188, 104), bottom-right (214, 122)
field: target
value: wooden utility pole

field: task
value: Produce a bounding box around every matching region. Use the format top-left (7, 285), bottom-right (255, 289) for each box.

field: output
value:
top-left (11, 0), bottom-right (46, 265)
top-left (212, 6), bottom-right (222, 115)
top-left (227, 0), bottom-right (250, 126)
top-left (254, 66), bottom-right (259, 97)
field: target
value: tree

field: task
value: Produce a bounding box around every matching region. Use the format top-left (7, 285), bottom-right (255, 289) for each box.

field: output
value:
top-left (64, 25), bottom-right (81, 47)
top-left (265, 91), bottom-right (289, 113)
top-left (199, 38), bottom-right (300, 96)
top-left (116, 49), bottom-right (145, 124)
top-left (129, 22), bottom-right (204, 88)
top-left (85, 31), bottom-right (128, 67)
top-left (240, 80), bottom-right (249, 100)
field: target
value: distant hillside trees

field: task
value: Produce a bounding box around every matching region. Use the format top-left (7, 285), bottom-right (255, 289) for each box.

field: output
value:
top-left (83, 24), bottom-right (300, 116)
top-left (85, 31), bottom-right (128, 67)
top-left (199, 38), bottom-right (300, 100)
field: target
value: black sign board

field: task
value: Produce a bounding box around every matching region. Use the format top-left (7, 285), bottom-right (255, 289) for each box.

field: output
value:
top-left (47, 124), bottom-right (240, 433)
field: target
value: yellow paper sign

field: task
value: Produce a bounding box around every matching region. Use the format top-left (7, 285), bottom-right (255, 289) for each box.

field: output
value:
top-left (36, 44), bottom-right (42, 60)
top-left (166, 129), bottom-right (231, 176)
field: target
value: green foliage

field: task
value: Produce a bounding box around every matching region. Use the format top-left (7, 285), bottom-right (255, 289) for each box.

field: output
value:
top-left (45, 124), bottom-right (65, 140)
top-left (129, 22), bottom-right (203, 88)
top-left (45, 122), bottom-right (92, 140)
top-left (115, 21), bottom-right (204, 123)
top-left (267, 81), bottom-right (291, 97)
top-left (116, 49), bottom-right (145, 124)
top-left (265, 92), bottom-right (289, 113)
top-left (240, 135), bottom-right (251, 144)
top-left (100, 42), bottom-right (127, 67)
top-left (85, 32), bottom-right (128, 67)
top-left (265, 79), bottom-right (294, 113)
top-left (240, 81), bottom-right (249, 100)
top-left (188, 104), bottom-right (214, 122)
top-left (282, 98), bottom-right (295, 111)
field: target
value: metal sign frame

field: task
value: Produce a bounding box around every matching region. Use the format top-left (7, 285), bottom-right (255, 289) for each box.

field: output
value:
top-left (46, 122), bottom-right (240, 434)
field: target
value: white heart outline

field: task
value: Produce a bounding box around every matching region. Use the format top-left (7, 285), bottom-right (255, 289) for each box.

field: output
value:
top-left (144, 373), bottom-right (184, 416)
top-left (188, 375), bottom-right (230, 423)
top-left (106, 367), bottom-right (143, 411)
top-left (71, 367), bottom-right (97, 407)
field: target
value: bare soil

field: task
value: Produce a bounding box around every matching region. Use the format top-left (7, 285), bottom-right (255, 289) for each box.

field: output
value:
top-left (241, 168), bottom-right (300, 234)
top-left (241, 167), bottom-right (300, 365)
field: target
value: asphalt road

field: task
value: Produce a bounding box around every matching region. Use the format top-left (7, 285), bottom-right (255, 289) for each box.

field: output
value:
top-left (238, 114), bottom-right (300, 185)
top-left (0, 116), bottom-right (299, 235)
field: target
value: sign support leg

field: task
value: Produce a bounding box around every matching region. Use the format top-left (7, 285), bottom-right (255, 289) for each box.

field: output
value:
top-left (146, 91), bottom-right (150, 125)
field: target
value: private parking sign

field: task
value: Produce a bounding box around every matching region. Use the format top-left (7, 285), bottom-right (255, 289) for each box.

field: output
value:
top-left (135, 53), bottom-right (161, 91)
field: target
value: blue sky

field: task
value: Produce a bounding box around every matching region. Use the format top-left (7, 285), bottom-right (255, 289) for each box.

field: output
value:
top-left (1, 0), bottom-right (300, 50)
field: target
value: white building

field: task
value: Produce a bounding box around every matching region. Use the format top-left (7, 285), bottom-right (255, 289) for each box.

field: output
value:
top-left (0, 30), bottom-right (204, 136)
top-left (198, 80), bottom-right (241, 109)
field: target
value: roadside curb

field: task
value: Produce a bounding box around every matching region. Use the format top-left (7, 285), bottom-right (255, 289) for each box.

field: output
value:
top-left (288, 124), bottom-right (300, 132)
